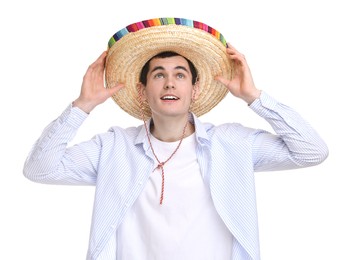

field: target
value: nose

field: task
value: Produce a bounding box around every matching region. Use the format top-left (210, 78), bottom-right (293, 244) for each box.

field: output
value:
top-left (164, 85), bottom-right (175, 89)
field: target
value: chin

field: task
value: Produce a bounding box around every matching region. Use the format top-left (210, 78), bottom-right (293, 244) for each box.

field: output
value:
top-left (152, 110), bottom-right (189, 119)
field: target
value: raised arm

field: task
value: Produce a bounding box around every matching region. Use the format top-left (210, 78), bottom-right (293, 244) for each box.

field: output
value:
top-left (216, 43), bottom-right (328, 170)
top-left (23, 52), bottom-right (124, 185)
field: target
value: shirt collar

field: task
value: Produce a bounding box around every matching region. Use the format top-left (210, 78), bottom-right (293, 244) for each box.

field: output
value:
top-left (190, 113), bottom-right (211, 147)
top-left (134, 113), bottom-right (211, 148)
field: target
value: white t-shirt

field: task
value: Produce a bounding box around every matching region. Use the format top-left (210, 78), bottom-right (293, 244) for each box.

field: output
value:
top-left (99, 133), bottom-right (233, 260)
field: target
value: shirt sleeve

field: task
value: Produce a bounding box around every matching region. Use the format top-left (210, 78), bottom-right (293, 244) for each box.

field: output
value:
top-left (23, 104), bottom-right (99, 185)
top-left (249, 91), bottom-right (329, 171)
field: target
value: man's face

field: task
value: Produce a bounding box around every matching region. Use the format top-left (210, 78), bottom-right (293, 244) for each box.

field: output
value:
top-left (141, 55), bottom-right (199, 119)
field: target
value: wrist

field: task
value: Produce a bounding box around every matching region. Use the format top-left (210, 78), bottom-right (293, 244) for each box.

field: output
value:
top-left (72, 98), bottom-right (95, 114)
top-left (244, 89), bottom-right (261, 105)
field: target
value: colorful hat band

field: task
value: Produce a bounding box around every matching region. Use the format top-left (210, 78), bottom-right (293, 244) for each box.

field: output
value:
top-left (108, 17), bottom-right (227, 49)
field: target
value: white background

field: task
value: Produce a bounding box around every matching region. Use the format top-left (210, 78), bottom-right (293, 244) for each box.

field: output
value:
top-left (1, 0), bottom-right (353, 259)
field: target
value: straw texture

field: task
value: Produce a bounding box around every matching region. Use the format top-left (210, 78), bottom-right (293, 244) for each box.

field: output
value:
top-left (105, 18), bottom-right (234, 119)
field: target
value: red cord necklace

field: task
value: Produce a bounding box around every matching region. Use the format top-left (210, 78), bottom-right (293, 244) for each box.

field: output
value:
top-left (143, 119), bottom-right (188, 204)
top-left (138, 86), bottom-right (189, 205)
top-left (139, 88), bottom-right (189, 204)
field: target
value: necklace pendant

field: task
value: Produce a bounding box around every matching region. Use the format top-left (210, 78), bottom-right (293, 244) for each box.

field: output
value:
top-left (153, 162), bottom-right (164, 172)
top-left (157, 162), bottom-right (164, 169)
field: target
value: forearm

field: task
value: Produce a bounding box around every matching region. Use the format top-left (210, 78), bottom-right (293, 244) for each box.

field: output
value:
top-left (23, 104), bottom-right (95, 185)
top-left (250, 91), bottom-right (328, 168)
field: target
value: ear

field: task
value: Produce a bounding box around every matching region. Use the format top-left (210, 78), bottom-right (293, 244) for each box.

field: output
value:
top-left (192, 81), bottom-right (200, 101)
top-left (137, 82), bottom-right (147, 102)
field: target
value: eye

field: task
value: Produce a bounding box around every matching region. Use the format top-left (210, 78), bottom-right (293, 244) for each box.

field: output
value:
top-left (177, 73), bottom-right (185, 79)
top-left (153, 73), bottom-right (164, 79)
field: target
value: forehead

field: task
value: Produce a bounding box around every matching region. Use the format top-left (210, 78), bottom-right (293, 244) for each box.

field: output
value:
top-left (149, 55), bottom-right (190, 71)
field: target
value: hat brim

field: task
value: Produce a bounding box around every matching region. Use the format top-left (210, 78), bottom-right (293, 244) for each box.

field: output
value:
top-left (105, 18), bottom-right (234, 120)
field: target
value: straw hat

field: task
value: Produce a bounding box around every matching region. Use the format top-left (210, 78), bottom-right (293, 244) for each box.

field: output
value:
top-left (105, 17), bottom-right (235, 120)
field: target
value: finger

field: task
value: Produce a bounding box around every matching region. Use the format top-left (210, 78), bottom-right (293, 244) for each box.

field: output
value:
top-left (89, 51), bottom-right (107, 73)
top-left (226, 42), bottom-right (243, 55)
top-left (227, 50), bottom-right (245, 62)
top-left (226, 42), bottom-right (236, 50)
top-left (214, 75), bottom-right (230, 88)
top-left (107, 83), bottom-right (125, 96)
top-left (97, 51), bottom-right (107, 63)
top-left (227, 51), bottom-right (246, 70)
top-left (226, 43), bottom-right (246, 60)
top-left (86, 52), bottom-right (108, 82)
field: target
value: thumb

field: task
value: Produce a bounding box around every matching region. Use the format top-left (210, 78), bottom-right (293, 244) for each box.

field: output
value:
top-left (107, 83), bottom-right (125, 96)
top-left (214, 75), bottom-right (230, 88)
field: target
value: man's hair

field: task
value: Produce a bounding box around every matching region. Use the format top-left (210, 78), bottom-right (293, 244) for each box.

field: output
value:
top-left (139, 51), bottom-right (198, 85)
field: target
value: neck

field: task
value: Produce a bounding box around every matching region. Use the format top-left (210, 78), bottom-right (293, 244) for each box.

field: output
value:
top-left (150, 114), bottom-right (194, 142)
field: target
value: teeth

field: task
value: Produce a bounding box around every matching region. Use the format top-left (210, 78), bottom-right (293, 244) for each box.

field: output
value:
top-left (162, 96), bottom-right (178, 100)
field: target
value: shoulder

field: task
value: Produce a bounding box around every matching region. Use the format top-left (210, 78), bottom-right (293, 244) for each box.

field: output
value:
top-left (108, 124), bottom-right (143, 135)
top-left (91, 124), bottom-right (143, 145)
top-left (193, 113), bottom-right (260, 142)
top-left (204, 121), bottom-right (258, 140)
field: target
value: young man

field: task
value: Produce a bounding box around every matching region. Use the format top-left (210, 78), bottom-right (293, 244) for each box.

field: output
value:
top-left (23, 18), bottom-right (328, 260)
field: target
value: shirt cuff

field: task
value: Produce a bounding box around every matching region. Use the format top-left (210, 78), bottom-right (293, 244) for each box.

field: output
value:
top-left (249, 91), bottom-right (278, 117)
top-left (59, 103), bottom-right (89, 129)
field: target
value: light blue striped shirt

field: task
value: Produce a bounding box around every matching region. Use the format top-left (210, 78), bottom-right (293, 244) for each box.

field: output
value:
top-left (23, 92), bottom-right (328, 260)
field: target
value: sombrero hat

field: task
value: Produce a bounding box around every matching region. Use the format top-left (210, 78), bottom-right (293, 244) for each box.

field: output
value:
top-left (105, 17), bottom-right (235, 120)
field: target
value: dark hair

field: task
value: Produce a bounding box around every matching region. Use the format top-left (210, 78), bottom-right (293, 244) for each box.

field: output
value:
top-left (139, 51), bottom-right (198, 85)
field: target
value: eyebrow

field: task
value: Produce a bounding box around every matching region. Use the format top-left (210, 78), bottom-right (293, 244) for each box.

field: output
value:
top-left (150, 65), bottom-right (189, 73)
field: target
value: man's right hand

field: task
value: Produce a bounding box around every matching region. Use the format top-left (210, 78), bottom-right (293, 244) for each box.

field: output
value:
top-left (73, 51), bottom-right (124, 113)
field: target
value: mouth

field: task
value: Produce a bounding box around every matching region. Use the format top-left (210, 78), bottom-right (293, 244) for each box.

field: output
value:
top-left (160, 95), bottom-right (179, 101)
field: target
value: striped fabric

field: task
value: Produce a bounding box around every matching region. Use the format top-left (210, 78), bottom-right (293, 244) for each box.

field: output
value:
top-left (23, 92), bottom-right (328, 260)
top-left (108, 17), bottom-right (227, 48)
